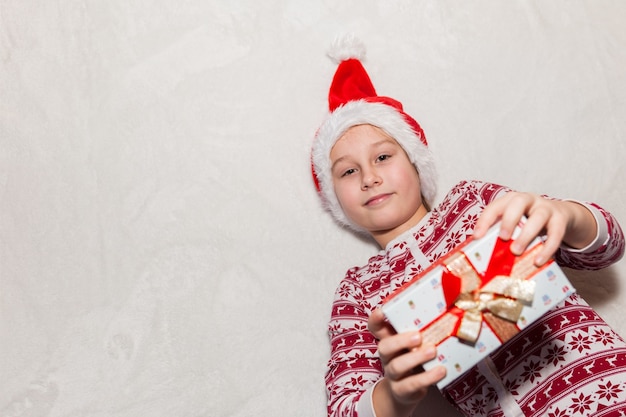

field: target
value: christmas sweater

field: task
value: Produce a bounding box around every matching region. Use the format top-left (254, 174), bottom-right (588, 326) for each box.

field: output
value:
top-left (325, 180), bottom-right (626, 417)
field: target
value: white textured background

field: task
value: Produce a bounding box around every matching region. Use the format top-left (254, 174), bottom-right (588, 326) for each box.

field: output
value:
top-left (1, 1), bottom-right (625, 416)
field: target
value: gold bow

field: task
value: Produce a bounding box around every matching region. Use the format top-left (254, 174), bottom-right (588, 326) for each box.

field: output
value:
top-left (447, 245), bottom-right (540, 344)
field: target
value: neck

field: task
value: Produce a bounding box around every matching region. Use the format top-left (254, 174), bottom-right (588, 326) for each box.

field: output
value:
top-left (371, 204), bottom-right (429, 248)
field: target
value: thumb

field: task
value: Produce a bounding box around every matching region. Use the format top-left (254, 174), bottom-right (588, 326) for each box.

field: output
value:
top-left (368, 308), bottom-right (396, 340)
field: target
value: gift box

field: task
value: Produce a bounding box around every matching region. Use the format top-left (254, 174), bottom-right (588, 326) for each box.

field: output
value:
top-left (381, 222), bottom-right (575, 388)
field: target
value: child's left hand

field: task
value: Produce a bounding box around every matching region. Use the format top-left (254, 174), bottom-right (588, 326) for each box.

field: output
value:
top-left (472, 191), bottom-right (597, 266)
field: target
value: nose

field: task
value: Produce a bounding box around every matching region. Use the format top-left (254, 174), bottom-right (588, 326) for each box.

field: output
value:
top-left (361, 168), bottom-right (382, 190)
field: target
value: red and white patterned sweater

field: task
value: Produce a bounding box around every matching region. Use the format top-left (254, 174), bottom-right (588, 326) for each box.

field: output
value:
top-left (326, 180), bottom-right (626, 417)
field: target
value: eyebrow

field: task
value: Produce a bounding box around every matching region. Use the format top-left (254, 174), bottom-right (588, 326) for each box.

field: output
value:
top-left (331, 139), bottom-right (397, 171)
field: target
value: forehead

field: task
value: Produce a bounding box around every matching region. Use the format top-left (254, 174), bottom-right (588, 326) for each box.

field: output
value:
top-left (331, 124), bottom-right (399, 157)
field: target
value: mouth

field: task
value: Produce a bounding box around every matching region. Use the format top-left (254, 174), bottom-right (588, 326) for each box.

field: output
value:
top-left (364, 193), bottom-right (392, 207)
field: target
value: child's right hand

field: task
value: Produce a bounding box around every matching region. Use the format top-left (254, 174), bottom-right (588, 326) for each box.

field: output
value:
top-left (368, 308), bottom-right (447, 416)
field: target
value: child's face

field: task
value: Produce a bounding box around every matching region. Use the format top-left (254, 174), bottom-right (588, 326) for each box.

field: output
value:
top-left (330, 124), bottom-right (427, 247)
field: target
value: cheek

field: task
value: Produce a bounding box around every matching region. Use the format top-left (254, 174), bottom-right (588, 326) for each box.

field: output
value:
top-left (333, 181), bottom-right (359, 209)
top-left (395, 167), bottom-right (422, 195)
top-left (402, 163), bottom-right (421, 184)
top-left (391, 168), bottom-right (413, 186)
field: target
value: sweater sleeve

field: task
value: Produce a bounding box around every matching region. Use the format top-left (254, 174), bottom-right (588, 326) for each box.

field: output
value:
top-left (325, 268), bottom-right (382, 417)
top-left (555, 201), bottom-right (625, 270)
top-left (464, 179), bottom-right (625, 270)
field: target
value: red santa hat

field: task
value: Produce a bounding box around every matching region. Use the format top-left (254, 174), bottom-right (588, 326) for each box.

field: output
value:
top-left (311, 35), bottom-right (437, 232)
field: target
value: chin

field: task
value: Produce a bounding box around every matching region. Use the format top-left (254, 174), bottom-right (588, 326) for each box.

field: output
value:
top-left (369, 223), bottom-right (402, 234)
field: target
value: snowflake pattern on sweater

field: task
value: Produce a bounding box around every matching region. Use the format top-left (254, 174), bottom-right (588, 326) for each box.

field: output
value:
top-left (325, 180), bottom-right (625, 417)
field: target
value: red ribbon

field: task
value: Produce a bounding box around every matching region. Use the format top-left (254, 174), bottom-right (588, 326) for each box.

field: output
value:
top-left (441, 237), bottom-right (516, 304)
top-left (422, 237), bottom-right (524, 345)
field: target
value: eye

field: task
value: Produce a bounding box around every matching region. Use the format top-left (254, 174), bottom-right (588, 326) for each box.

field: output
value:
top-left (341, 168), bottom-right (357, 177)
top-left (376, 154), bottom-right (391, 162)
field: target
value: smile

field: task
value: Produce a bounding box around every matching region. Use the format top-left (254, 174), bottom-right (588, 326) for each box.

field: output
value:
top-left (365, 193), bottom-right (392, 206)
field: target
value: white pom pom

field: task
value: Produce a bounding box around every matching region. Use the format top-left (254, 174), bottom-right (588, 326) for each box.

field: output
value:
top-left (327, 34), bottom-right (366, 63)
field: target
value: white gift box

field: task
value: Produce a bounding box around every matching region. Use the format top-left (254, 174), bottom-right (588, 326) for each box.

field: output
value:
top-left (381, 223), bottom-right (575, 388)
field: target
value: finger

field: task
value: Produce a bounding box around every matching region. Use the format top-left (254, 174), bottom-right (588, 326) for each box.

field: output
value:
top-left (377, 331), bottom-right (423, 366)
top-left (368, 308), bottom-right (397, 340)
top-left (535, 218), bottom-right (566, 266)
top-left (474, 196), bottom-right (509, 239)
top-left (510, 206), bottom-right (550, 255)
top-left (534, 238), bottom-right (558, 266)
top-left (498, 194), bottom-right (533, 241)
top-left (391, 365), bottom-right (447, 402)
top-left (384, 343), bottom-right (437, 380)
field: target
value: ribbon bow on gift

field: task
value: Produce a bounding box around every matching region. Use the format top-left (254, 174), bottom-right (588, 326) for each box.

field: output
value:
top-left (424, 238), bottom-right (541, 345)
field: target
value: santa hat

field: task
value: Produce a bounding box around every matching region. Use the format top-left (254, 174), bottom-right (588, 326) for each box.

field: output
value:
top-left (311, 35), bottom-right (437, 232)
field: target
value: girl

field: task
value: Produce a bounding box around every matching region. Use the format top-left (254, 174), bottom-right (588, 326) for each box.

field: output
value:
top-left (313, 37), bottom-right (626, 417)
